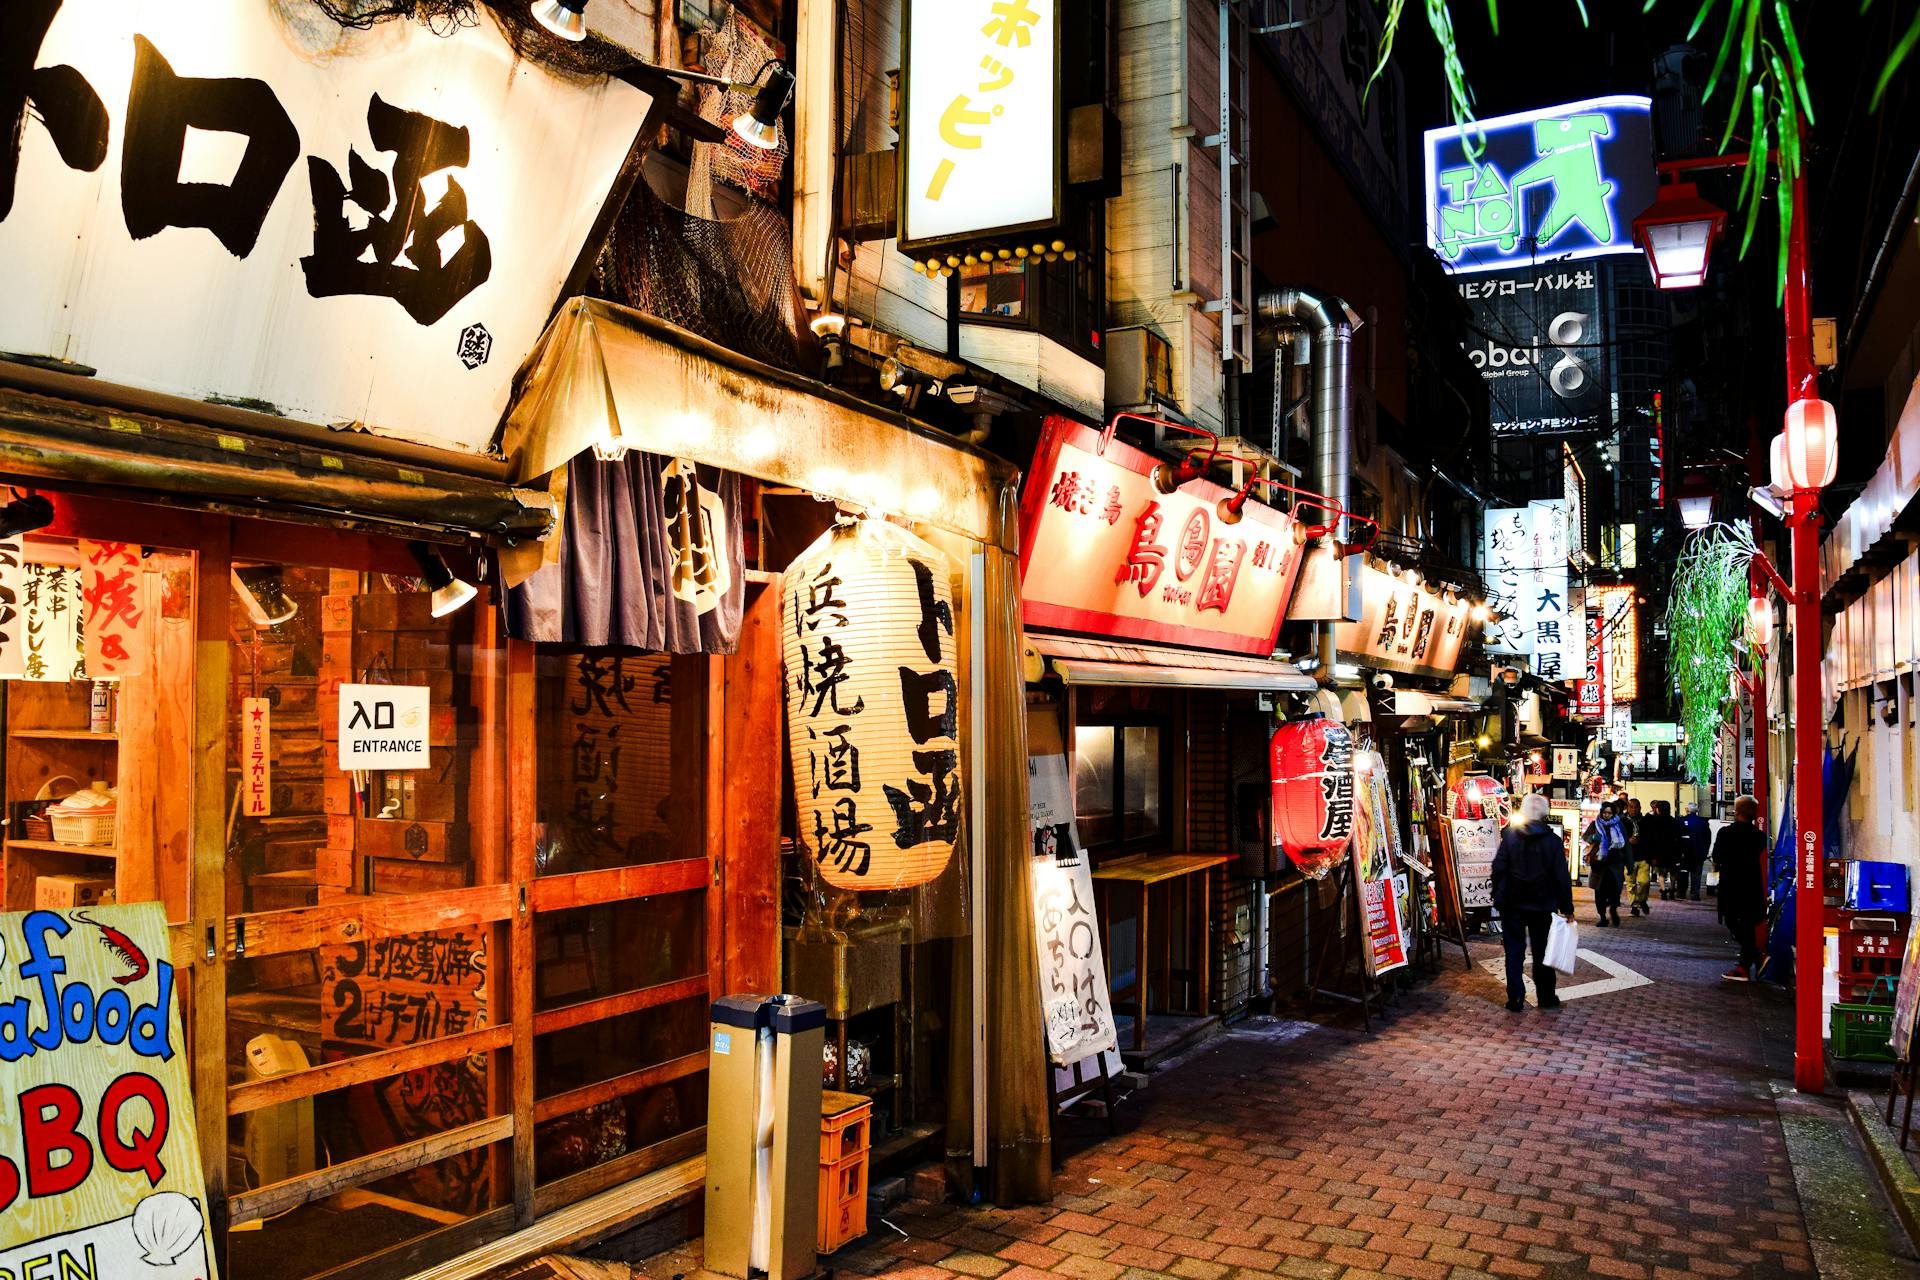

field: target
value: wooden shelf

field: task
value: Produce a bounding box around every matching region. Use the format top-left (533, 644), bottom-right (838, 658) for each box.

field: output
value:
top-left (9, 728), bottom-right (118, 741)
top-left (6, 838), bottom-right (118, 857)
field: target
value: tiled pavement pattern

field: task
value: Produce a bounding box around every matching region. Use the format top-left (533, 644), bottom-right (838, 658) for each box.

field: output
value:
top-left (821, 890), bottom-right (1817, 1280)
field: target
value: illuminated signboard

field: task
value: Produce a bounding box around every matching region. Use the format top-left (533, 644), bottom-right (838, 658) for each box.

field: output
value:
top-left (1577, 606), bottom-right (1607, 720)
top-left (1631, 721), bottom-right (1680, 745)
top-left (1482, 507), bottom-right (1533, 655)
top-left (1424, 95), bottom-right (1657, 275)
top-left (1527, 500), bottom-right (1570, 682)
top-left (1458, 264), bottom-right (1609, 436)
top-left (1018, 417), bottom-right (1306, 656)
top-left (1588, 584), bottom-right (1639, 702)
top-left (1335, 559), bottom-right (1473, 680)
top-left (1563, 444), bottom-right (1589, 568)
top-left (899, 0), bottom-right (1061, 253)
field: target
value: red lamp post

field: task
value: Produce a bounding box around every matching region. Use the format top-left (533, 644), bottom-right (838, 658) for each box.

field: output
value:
top-left (1634, 132), bottom-right (1829, 1094)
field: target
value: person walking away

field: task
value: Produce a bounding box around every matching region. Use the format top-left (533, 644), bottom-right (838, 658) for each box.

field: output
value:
top-left (1583, 802), bottom-right (1626, 926)
top-left (1714, 795), bottom-right (1769, 980)
top-left (1494, 793), bottom-right (1575, 1011)
top-left (1641, 801), bottom-right (1682, 902)
top-left (1679, 802), bottom-right (1712, 901)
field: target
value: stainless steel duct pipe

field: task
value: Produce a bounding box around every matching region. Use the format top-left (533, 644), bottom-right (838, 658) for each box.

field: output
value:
top-left (1256, 288), bottom-right (1362, 672)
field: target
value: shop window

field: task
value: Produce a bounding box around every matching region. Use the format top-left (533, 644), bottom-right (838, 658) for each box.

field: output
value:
top-left (954, 201), bottom-right (1107, 364)
top-left (1074, 721), bottom-right (1166, 850)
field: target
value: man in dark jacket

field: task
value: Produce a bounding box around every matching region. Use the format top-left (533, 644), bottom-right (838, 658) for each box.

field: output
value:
top-left (1493, 793), bottom-right (1576, 1011)
top-left (1639, 801), bottom-right (1682, 901)
top-left (1713, 795), bottom-right (1770, 980)
top-left (1679, 802), bottom-right (1712, 900)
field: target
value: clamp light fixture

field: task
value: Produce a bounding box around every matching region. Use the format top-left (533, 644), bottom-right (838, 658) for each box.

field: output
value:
top-left (409, 542), bottom-right (478, 619)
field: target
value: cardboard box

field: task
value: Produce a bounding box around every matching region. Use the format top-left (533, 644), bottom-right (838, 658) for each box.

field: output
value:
top-left (35, 874), bottom-right (116, 909)
top-left (263, 837), bottom-right (322, 874)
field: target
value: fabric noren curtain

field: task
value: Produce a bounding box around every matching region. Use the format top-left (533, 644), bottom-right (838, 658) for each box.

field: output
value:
top-left (503, 450), bottom-right (744, 654)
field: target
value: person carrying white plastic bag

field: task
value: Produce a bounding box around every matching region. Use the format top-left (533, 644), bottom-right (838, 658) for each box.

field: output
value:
top-left (1492, 793), bottom-right (1576, 1012)
top-left (1543, 913), bottom-right (1579, 976)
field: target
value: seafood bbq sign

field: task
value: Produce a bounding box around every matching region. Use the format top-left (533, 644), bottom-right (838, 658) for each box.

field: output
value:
top-left (0, 903), bottom-right (217, 1279)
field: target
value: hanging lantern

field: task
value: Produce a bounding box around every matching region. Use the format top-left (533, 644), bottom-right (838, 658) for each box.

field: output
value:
top-left (1768, 432), bottom-right (1790, 493)
top-left (783, 518), bottom-right (960, 891)
top-left (1449, 774), bottom-right (1508, 822)
top-left (1781, 399), bottom-right (1839, 491)
top-left (1270, 717), bottom-right (1355, 879)
top-left (1746, 595), bottom-right (1772, 650)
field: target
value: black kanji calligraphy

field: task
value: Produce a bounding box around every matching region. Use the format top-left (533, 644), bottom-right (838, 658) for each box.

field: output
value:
top-left (0, 1), bottom-right (108, 221)
top-left (883, 748), bottom-right (961, 848)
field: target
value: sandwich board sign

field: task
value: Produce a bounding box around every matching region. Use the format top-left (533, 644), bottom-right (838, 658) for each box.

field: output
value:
top-left (338, 683), bottom-right (430, 770)
top-left (0, 902), bottom-right (219, 1279)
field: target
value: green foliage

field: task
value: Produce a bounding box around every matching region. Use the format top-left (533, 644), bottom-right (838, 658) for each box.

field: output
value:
top-left (1668, 524), bottom-right (1759, 781)
top-left (1370, 0), bottom-right (1910, 301)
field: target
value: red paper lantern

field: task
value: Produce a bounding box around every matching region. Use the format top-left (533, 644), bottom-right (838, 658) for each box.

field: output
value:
top-left (1271, 718), bottom-right (1355, 879)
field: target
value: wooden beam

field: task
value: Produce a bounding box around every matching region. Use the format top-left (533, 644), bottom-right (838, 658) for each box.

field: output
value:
top-left (191, 518), bottom-right (232, 1274)
top-left (526, 858), bottom-right (707, 913)
top-left (226, 884), bottom-right (513, 958)
top-left (531, 974), bottom-right (709, 1037)
top-left (532, 1051), bottom-right (707, 1125)
top-left (227, 1025), bottom-right (512, 1116)
top-left (507, 638), bottom-right (538, 1229)
top-left (531, 1127), bottom-right (706, 1218)
top-left (229, 1116), bottom-right (513, 1225)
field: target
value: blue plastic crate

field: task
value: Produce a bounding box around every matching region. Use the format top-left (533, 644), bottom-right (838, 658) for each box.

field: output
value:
top-left (1847, 861), bottom-right (1911, 913)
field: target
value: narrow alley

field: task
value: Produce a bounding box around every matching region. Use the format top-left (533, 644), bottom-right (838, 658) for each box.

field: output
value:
top-left (726, 896), bottom-right (1891, 1280)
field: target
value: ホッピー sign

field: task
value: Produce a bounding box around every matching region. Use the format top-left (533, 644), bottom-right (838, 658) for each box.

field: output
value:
top-left (337, 683), bottom-right (431, 770)
top-left (0, 902), bottom-right (218, 1278)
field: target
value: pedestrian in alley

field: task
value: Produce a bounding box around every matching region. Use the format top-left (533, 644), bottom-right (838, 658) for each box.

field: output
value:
top-left (1583, 800), bottom-right (1627, 927)
top-left (1622, 797), bottom-right (1655, 917)
top-left (1641, 800), bottom-right (1682, 902)
top-left (1679, 801), bottom-right (1712, 901)
top-left (1493, 793), bottom-right (1574, 1012)
top-left (1713, 795), bottom-right (1770, 982)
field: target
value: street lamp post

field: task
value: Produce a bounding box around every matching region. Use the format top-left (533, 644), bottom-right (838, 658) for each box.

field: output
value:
top-left (1634, 134), bottom-right (1830, 1094)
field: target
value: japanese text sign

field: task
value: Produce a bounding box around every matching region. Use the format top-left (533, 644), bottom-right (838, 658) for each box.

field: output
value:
top-left (0, 537), bottom-right (24, 678)
top-left (0, 903), bottom-right (218, 1279)
top-left (1552, 747), bottom-right (1579, 780)
top-left (1459, 265), bottom-right (1609, 436)
top-left (900, 0), bottom-right (1060, 251)
top-left (1481, 507), bottom-right (1533, 654)
top-left (20, 565), bottom-right (83, 683)
top-left (1, 2), bottom-right (651, 457)
top-left (1018, 418), bottom-right (1307, 656)
top-left (1588, 584), bottom-right (1639, 703)
top-left (338, 683), bottom-right (431, 770)
top-left (1526, 499), bottom-right (1570, 682)
top-left (78, 540), bottom-right (144, 679)
top-left (1424, 95), bottom-right (1656, 274)
top-left (1028, 741), bottom-right (1116, 1067)
top-left (241, 697), bottom-right (271, 817)
top-left (1577, 606), bottom-right (1607, 719)
top-left (784, 520), bottom-right (961, 892)
top-left (1334, 559), bottom-right (1472, 679)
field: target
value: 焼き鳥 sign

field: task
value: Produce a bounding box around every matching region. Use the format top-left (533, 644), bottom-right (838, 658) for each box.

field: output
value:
top-left (0, 903), bottom-right (218, 1278)
top-left (79, 540), bottom-right (145, 679)
top-left (338, 684), bottom-right (431, 770)
top-left (0, 2), bottom-right (651, 457)
top-left (1018, 417), bottom-right (1307, 656)
top-left (784, 520), bottom-right (961, 892)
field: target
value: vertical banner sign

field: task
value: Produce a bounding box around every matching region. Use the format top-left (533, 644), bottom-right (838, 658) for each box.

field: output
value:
top-left (78, 540), bottom-right (144, 679)
top-left (1577, 606), bottom-right (1608, 718)
top-left (1354, 754), bottom-right (1408, 974)
top-left (1027, 757), bottom-right (1118, 1069)
top-left (1482, 507), bottom-right (1533, 653)
top-left (0, 904), bottom-right (219, 1279)
top-left (1610, 706), bottom-right (1633, 753)
top-left (1589, 584), bottom-right (1641, 702)
top-left (0, 537), bottom-right (24, 677)
top-left (1527, 499), bottom-right (1569, 679)
top-left (899, 0), bottom-right (1061, 252)
top-left (21, 565), bottom-right (80, 683)
top-left (242, 696), bottom-right (272, 816)
top-left (785, 520), bottom-right (961, 892)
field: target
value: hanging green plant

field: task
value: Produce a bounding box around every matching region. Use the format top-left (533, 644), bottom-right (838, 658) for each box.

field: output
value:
top-left (1668, 523), bottom-right (1759, 780)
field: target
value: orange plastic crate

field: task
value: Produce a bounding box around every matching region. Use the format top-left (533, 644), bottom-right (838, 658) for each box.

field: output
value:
top-left (817, 1148), bottom-right (870, 1254)
top-left (821, 1090), bottom-right (872, 1164)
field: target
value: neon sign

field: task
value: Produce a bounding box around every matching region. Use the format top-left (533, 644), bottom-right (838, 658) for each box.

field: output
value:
top-left (1424, 95), bottom-right (1656, 274)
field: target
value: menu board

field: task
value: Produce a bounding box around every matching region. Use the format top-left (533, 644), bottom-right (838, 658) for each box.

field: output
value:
top-left (1027, 711), bottom-right (1118, 1072)
top-left (1893, 919), bottom-right (1920, 1063)
top-left (1449, 817), bottom-right (1500, 911)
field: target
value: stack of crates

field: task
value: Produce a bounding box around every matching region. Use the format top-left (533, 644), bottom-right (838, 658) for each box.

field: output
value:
top-left (818, 1089), bottom-right (872, 1255)
top-left (1832, 861), bottom-right (1910, 1060)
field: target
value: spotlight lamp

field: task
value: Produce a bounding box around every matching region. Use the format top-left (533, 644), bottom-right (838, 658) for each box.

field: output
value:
top-left (409, 542), bottom-right (478, 618)
top-left (733, 64), bottom-right (797, 151)
top-left (531, 0), bottom-right (587, 41)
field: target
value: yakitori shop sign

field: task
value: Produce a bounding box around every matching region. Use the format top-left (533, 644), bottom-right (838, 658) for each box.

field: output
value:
top-left (1018, 417), bottom-right (1308, 656)
top-left (0, 2), bottom-right (650, 455)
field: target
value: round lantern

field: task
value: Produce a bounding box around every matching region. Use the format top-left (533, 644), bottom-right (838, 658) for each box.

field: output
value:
top-left (1781, 398), bottom-right (1839, 491)
top-left (783, 518), bottom-right (960, 891)
top-left (1270, 717), bottom-right (1355, 880)
top-left (1746, 595), bottom-right (1772, 650)
top-left (1768, 432), bottom-right (1790, 492)
top-left (1449, 774), bottom-right (1508, 822)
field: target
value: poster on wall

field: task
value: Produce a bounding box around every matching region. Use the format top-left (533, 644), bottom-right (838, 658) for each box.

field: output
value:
top-left (0, 2), bottom-right (652, 457)
top-left (0, 904), bottom-right (219, 1279)
top-left (1353, 752), bottom-right (1409, 974)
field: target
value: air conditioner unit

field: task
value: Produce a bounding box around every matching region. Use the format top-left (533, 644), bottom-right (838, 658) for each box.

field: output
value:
top-left (1105, 326), bottom-right (1174, 411)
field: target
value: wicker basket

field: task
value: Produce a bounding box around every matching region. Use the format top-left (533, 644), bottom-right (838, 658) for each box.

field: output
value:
top-left (22, 775), bottom-right (78, 842)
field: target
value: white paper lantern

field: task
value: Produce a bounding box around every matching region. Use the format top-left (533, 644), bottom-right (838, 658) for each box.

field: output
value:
top-left (1782, 398), bottom-right (1839, 491)
top-left (784, 518), bottom-right (961, 891)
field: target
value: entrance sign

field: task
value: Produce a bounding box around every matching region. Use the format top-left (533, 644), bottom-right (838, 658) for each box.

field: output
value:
top-left (1019, 417), bottom-right (1308, 657)
top-left (0, 903), bottom-right (218, 1279)
top-left (338, 683), bottom-right (431, 770)
top-left (0, 2), bottom-right (651, 457)
top-left (899, 0), bottom-right (1060, 252)
top-left (1424, 95), bottom-right (1656, 274)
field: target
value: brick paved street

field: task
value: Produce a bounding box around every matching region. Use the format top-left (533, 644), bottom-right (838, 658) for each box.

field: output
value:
top-left (818, 889), bottom-right (1820, 1280)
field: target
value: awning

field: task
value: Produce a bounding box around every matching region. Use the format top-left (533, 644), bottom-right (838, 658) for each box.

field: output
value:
top-left (1027, 634), bottom-right (1317, 693)
top-left (501, 299), bottom-right (1021, 552)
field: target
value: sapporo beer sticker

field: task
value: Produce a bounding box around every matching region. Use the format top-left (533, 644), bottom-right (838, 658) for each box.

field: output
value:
top-left (0, 903), bottom-right (219, 1279)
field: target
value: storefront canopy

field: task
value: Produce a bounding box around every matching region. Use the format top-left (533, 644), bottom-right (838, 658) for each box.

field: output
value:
top-left (1027, 634), bottom-right (1317, 693)
top-left (501, 299), bottom-right (1022, 553)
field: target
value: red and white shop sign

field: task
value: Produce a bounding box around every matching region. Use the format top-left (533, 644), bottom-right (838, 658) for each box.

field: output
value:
top-left (1017, 418), bottom-right (1306, 656)
top-left (1577, 606), bottom-right (1607, 719)
top-left (242, 697), bottom-right (272, 817)
top-left (78, 539), bottom-right (144, 679)
top-left (1334, 558), bottom-right (1471, 679)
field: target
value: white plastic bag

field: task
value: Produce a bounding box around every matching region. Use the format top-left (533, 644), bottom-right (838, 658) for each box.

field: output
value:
top-left (1544, 915), bottom-right (1579, 976)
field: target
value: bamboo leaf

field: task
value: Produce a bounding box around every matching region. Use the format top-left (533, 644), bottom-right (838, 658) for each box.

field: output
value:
top-left (1704, 0), bottom-right (1743, 99)
top-left (1779, 85), bottom-right (1802, 179)
top-left (1738, 87), bottom-right (1768, 257)
top-left (1776, 153), bottom-right (1793, 305)
top-left (1687, 0), bottom-right (1720, 39)
top-left (1363, 0), bottom-right (1407, 107)
top-left (1872, 6), bottom-right (1920, 111)
top-left (1572, 0), bottom-right (1589, 25)
top-left (1718, 0), bottom-right (1762, 151)
top-left (1773, 0), bottom-right (1816, 124)
top-left (1487, 0), bottom-right (1500, 36)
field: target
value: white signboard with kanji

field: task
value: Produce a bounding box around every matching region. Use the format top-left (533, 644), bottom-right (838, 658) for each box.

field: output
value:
top-left (338, 683), bottom-right (431, 770)
top-left (1482, 507), bottom-right (1532, 654)
top-left (0, 3), bottom-right (651, 457)
top-left (1526, 500), bottom-right (1570, 681)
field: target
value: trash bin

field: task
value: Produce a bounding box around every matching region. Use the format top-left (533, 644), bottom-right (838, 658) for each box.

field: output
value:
top-left (706, 994), bottom-right (826, 1280)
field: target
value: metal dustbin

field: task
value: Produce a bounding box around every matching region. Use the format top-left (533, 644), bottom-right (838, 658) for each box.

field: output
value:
top-left (705, 994), bottom-right (826, 1280)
